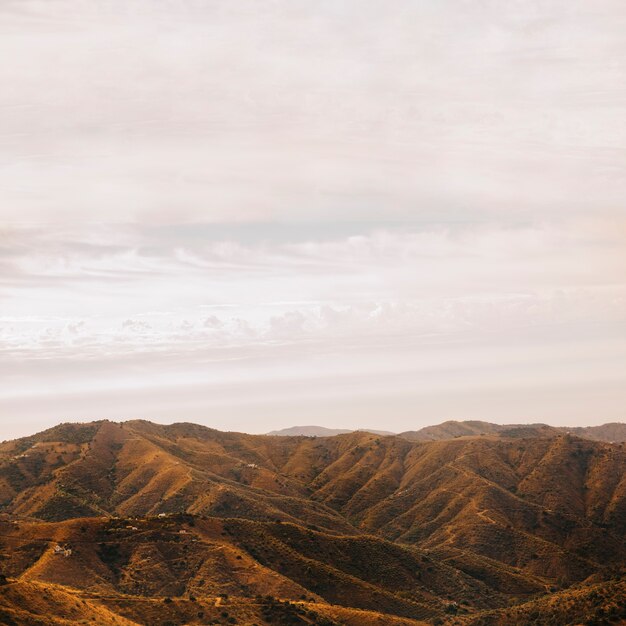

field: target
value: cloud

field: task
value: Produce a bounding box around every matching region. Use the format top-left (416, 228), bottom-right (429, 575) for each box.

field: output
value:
top-left (1, 220), bottom-right (624, 362)
top-left (0, 1), bottom-right (624, 434)
top-left (203, 315), bottom-right (223, 330)
top-left (66, 320), bottom-right (85, 335)
top-left (121, 319), bottom-right (152, 332)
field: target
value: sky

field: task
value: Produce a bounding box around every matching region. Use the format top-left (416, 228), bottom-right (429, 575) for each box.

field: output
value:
top-left (1, 0), bottom-right (625, 439)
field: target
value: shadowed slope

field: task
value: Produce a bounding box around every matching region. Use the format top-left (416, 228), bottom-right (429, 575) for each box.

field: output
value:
top-left (460, 576), bottom-right (626, 625)
top-left (0, 515), bottom-right (500, 622)
top-left (0, 420), bottom-right (625, 624)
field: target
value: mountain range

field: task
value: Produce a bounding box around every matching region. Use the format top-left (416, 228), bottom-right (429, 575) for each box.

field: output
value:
top-left (0, 419), bottom-right (624, 625)
top-left (268, 420), bottom-right (626, 443)
top-left (267, 426), bottom-right (396, 437)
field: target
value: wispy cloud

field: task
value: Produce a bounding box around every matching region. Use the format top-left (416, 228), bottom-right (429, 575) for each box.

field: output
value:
top-left (1, 1), bottom-right (625, 436)
top-left (0, 220), bottom-right (624, 436)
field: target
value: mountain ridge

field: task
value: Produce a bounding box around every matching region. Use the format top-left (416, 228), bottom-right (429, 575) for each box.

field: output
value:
top-left (0, 418), bottom-right (624, 625)
top-left (399, 419), bottom-right (626, 443)
top-left (264, 419), bottom-right (626, 442)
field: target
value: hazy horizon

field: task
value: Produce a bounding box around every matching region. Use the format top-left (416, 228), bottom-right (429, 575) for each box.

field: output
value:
top-left (2, 1), bottom-right (625, 440)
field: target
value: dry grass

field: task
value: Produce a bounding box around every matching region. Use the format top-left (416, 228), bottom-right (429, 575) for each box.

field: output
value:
top-left (0, 419), bottom-right (624, 625)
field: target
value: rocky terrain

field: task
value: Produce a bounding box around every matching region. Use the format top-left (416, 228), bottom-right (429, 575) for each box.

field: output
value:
top-left (0, 419), bottom-right (624, 625)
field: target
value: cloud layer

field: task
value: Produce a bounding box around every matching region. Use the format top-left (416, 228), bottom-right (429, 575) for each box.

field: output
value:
top-left (1, 1), bottom-right (625, 436)
top-left (1, 220), bottom-right (624, 437)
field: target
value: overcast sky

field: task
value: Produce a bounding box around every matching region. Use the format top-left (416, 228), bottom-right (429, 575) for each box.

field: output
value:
top-left (1, 0), bottom-right (625, 439)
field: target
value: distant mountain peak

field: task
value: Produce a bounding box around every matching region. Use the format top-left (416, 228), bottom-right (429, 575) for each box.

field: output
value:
top-left (266, 425), bottom-right (396, 437)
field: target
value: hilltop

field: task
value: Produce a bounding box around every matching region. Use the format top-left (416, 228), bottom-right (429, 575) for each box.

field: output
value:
top-left (399, 420), bottom-right (626, 443)
top-left (0, 419), bottom-right (624, 624)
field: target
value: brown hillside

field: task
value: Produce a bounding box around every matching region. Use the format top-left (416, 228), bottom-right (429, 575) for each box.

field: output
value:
top-left (459, 575), bottom-right (626, 625)
top-left (399, 420), bottom-right (626, 443)
top-left (0, 420), bottom-right (624, 625)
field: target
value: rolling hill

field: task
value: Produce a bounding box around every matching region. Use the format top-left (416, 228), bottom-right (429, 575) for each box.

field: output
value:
top-left (399, 420), bottom-right (626, 443)
top-left (0, 419), bottom-right (624, 624)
